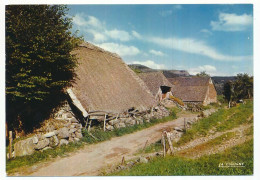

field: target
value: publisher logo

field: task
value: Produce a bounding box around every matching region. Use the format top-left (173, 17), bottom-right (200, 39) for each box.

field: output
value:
top-left (219, 162), bottom-right (245, 168)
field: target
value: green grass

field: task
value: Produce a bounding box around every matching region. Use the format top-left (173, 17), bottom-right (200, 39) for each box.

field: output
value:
top-left (110, 139), bottom-right (253, 176)
top-left (177, 100), bottom-right (253, 146)
top-left (6, 108), bottom-right (178, 173)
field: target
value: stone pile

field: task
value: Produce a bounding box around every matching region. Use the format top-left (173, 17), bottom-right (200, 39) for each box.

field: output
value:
top-left (104, 105), bottom-right (170, 131)
top-left (12, 103), bottom-right (83, 158)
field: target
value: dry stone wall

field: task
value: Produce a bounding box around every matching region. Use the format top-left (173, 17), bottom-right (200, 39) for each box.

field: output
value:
top-left (12, 103), bottom-right (83, 158)
top-left (12, 102), bottom-right (172, 158)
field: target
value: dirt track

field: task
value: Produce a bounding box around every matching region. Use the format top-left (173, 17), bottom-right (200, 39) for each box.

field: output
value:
top-left (16, 114), bottom-right (197, 176)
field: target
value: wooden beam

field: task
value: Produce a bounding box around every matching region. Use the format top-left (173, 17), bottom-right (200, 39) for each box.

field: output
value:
top-left (66, 88), bottom-right (88, 118)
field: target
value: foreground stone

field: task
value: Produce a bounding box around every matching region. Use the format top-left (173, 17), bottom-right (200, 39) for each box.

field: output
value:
top-left (14, 138), bottom-right (35, 157)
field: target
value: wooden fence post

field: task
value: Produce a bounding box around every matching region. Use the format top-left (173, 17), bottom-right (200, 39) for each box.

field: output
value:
top-left (161, 133), bottom-right (166, 157)
top-left (184, 118), bottom-right (186, 133)
top-left (103, 113), bottom-right (107, 131)
top-left (9, 131), bottom-right (12, 159)
top-left (166, 132), bottom-right (174, 155)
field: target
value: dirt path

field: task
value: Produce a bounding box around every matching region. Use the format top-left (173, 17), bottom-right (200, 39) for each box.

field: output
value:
top-left (14, 113), bottom-right (198, 176)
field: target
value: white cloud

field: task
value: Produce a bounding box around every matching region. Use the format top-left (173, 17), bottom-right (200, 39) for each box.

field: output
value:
top-left (210, 12), bottom-right (253, 31)
top-left (148, 36), bottom-right (251, 61)
top-left (200, 29), bottom-right (213, 35)
top-left (73, 13), bottom-right (103, 29)
top-left (105, 29), bottom-right (131, 41)
top-left (131, 60), bottom-right (166, 69)
top-left (189, 65), bottom-right (217, 76)
top-left (173, 5), bottom-right (182, 9)
top-left (132, 30), bottom-right (142, 39)
top-left (149, 49), bottom-right (166, 56)
top-left (159, 10), bottom-right (173, 17)
top-left (96, 42), bottom-right (140, 56)
top-left (73, 13), bottom-right (137, 43)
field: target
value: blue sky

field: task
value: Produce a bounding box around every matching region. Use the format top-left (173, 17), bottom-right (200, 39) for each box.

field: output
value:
top-left (68, 4), bottom-right (253, 76)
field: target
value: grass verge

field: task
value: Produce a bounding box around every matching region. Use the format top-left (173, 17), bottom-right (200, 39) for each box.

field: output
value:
top-left (110, 139), bottom-right (253, 176)
top-left (177, 100), bottom-right (253, 146)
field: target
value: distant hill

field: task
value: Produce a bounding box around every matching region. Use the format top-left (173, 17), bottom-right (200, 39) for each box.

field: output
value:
top-left (128, 64), bottom-right (190, 77)
top-left (211, 76), bottom-right (236, 95)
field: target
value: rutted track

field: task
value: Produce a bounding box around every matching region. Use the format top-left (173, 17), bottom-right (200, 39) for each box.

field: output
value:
top-left (13, 114), bottom-right (198, 176)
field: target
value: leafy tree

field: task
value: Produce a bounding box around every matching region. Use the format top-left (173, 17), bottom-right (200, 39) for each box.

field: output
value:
top-left (234, 73), bottom-right (253, 99)
top-left (223, 81), bottom-right (234, 108)
top-left (223, 73), bottom-right (253, 108)
top-left (196, 71), bottom-right (210, 77)
top-left (6, 5), bottom-right (80, 132)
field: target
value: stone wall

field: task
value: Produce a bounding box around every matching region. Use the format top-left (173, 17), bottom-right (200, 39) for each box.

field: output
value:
top-left (12, 102), bottom-right (83, 158)
top-left (104, 105), bottom-right (170, 131)
top-left (11, 102), bottom-right (172, 158)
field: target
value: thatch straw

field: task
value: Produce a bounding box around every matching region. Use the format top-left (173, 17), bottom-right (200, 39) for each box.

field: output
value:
top-left (71, 42), bottom-right (156, 113)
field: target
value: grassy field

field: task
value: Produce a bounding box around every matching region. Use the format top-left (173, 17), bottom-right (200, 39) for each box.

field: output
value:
top-left (111, 139), bottom-right (253, 176)
top-left (6, 107), bottom-right (178, 174)
top-left (177, 100), bottom-right (253, 146)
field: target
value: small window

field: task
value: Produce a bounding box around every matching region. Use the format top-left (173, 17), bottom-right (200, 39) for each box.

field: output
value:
top-left (160, 86), bottom-right (171, 94)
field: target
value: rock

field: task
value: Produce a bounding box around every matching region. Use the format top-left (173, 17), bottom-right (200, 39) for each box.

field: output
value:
top-left (53, 130), bottom-right (59, 135)
top-left (130, 120), bottom-right (136, 125)
top-left (115, 122), bottom-right (126, 128)
top-left (71, 133), bottom-right (76, 138)
top-left (75, 123), bottom-right (82, 129)
top-left (43, 131), bottom-right (55, 138)
top-left (66, 113), bottom-right (73, 118)
top-left (32, 136), bottom-right (38, 144)
top-left (69, 128), bottom-right (77, 134)
top-left (69, 137), bottom-right (74, 142)
top-left (74, 137), bottom-right (80, 142)
top-left (14, 138), bottom-right (35, 157)
top-left (49, 135), bottom-right (59, 147)
top-left (174, 127), bottom-right (183, 132)
top-left (58, 127), bottom-right (70, 139)
top-left (70, 117), bottom-right (78, 123)
top-left (75, 132), bottom-right (83, 139)
top-left (34, 138), bottom-right (50, 150)
top-left (145, 119), bottom-right (150, 123)
top-left (59, 139), bottom-right (69, 146)
top-left (139, 157), bottom-right (148, 163)
top-left (70, 124), bottom-right (76, 128)
top-left (106, 125), bottom-right (114, 131)
top-left (187, 121), bottom-right (193, 125)
top-left (108, 119), bottom-right (120, 126)
top-left (41, 146), bottom-right (52, 151)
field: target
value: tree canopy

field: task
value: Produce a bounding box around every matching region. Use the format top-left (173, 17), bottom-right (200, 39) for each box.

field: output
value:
top-left (223, 73), bottom-right (253, 106)
top-left (6, 5), bottom-right (80, 132)
top-left (196, 71), bottom-right (210, 77)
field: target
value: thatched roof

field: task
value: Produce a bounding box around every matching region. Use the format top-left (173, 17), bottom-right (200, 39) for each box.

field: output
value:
top-left (138, 72), bottom-right (173, 96)
top-left (71, 42), bottom-right (156, 113)
top-left (168, 77), bottom-right (211, 102)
